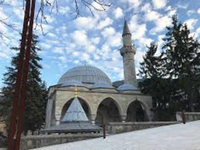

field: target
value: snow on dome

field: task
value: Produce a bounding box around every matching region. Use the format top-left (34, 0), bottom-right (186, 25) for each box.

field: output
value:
top-left (91, 81), bottom-right (113, 89)
top-left (58, 65), bottom-right (111, 85)
top-left (117, 84), bottom-right (137, 91)
top-left (62, 80), bottom-right (84, 87)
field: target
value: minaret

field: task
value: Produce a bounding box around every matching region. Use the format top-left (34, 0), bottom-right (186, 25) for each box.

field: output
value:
top-left (120, 20), bottom-right (137, 86)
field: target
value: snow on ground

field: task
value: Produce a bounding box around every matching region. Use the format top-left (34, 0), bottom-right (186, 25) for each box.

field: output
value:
top-left (32, 121), bottom-right (200, 150)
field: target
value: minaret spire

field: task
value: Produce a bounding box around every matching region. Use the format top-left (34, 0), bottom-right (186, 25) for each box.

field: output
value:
top-left (120, 20), bottom-right (137, 87)
top-left (122, 20), bottom-right (131, 36)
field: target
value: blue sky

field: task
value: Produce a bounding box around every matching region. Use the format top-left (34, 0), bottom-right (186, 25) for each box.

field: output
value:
top-left (0, 0), bottom-right (200, 88)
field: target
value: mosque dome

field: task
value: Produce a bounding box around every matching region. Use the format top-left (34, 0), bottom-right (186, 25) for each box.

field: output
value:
top-left (61, 80), bottom-right (84, 87)
top-left (58, 65), bottom-right (112, 85)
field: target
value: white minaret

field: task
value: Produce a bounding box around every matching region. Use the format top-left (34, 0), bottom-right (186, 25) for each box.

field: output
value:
top-left (120, 20), bottom-right (137, 86)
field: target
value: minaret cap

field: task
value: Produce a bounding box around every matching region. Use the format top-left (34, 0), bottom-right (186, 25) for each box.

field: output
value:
top-left (122, 20), bottom-right (131, 36)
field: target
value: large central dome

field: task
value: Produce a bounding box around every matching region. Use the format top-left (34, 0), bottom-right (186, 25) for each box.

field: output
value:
top-left (58, 65), bottom-right (112, 85)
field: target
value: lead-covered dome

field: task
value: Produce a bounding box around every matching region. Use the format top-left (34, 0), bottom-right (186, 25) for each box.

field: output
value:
top-left (58, 65), bottom-right (112, 85)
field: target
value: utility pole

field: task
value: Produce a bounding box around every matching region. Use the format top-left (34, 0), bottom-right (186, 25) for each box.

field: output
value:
top-left (7, 0), bottom-right (36, 149)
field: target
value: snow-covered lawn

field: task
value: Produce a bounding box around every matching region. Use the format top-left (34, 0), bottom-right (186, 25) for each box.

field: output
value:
top-left (32, 121), bottom-right (200, 150)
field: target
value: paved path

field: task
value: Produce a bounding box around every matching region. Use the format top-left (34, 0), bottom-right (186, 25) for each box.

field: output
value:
top-left (32, 120), bottom-right (200, 150)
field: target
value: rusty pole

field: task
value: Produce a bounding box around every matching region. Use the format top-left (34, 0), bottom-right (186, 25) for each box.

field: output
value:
top-left (103, 124), bottom-right (106, 139)
top-left (7, 1), bottom-right (31, 150)
top-left (15, 0), bottom-right (36, 149)
top-left (7, 0), bottom-right (36, 149)
top-left (182, 110), bottom-right (186, 124)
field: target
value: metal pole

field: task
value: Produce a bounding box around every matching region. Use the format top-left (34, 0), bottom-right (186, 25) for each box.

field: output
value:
top-left (182, 110), bottom-right (186, 124)
top-left (14, 0), bottom-right (36, 149)
top-left (103, 124), bottom-right (106, 139)
top-left (7, 1), bottom-right (31, 149)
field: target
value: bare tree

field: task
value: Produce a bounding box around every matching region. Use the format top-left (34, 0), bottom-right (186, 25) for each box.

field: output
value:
top-left (35, 0), bottom-right (111, 34)
top-left (0, 0), bottom-right (111, 39)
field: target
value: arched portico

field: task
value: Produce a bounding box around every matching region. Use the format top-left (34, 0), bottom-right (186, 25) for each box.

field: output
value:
top-left (60, 97), bottom-right (91, 120)
top-left (126, 100), bottom-right (147, 122)
top-left (95, 97), bottom-right (121, 126)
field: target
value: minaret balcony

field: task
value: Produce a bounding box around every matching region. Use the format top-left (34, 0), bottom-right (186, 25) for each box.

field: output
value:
top-left (120, 46), bottom-right (136, 56)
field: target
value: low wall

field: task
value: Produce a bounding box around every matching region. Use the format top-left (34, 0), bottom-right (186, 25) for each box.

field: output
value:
top-left (20, 134), bottom-right (102, 150)
top-left (108, 122), bottom-right (178, 134)
top-left (176, 112), bottom-right (200, 122)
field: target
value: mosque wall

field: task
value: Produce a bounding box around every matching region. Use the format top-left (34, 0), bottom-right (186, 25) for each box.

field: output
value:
top-left (47, 88), bottom-right (152, 126)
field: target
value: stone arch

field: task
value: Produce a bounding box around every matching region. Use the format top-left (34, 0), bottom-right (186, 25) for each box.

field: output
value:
top-left (126, 100), bottom-right (148, 122)
top-left (95, 97), bottom-right (121, 126)
top-left (60, 97), bottom-right (91, 120)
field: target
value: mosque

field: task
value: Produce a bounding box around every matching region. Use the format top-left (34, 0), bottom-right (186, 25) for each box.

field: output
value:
top-left (45, 21), bottom-right (152, 128)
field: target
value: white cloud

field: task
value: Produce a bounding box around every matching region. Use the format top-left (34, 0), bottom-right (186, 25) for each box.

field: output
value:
top-left (58, 56), bottom-right (67, 63)
top-left (101, 27), bottom-right (116, 38)
top-left (138, 37), bottom-right (153, 47)
top-left (72, 30), bottom-right (88, 45)
top-left (133, 24), bottom-right (147, 40)
top-left (176, 3), bottom-right (188, 9)
top-left (156, 34), bottom-right (165, 55)
top-left (74, 17), bottom-right (96, 30)
top-left (141, 3), bottom-right (152, 12)
top-left (109, 32), bottom-right (121, 47)
top-left (152, 0), bottom-right (167, 9)
top-left (144, 10), bottom-right (161, 21)
top-left (91, 1), bottom-right (108, 11)
top-left (119, 0), bottom-right (141, 8)
top-left (129, 15), bottom-right (147, 40)
top-left (47, 32), bottom-right (57, 38)
top-left (45, 15), bottom-right (55, 23)
top-left (13, 7), bottom-right (24, 20)
top-left (114, 7), bottom-right (124, 19)
top-left (150, 16), bottom-right (171, 34)
top-left (187, 10), bottom-right (195, 16)
top-left (81, 53), bottom-right (90, 61)
top-left (167, 9), bottom-right (177, 16)
top-left (135, 51), bottom-right (145, 65)
top-left (197, 8), bottom-right (200, 14)
top-left (59, 6), bottom-right (70, 14)
top-left (129, 0), bottom-right (142, 8)
top-left (97, 18), bottom-right (113, 29)
top-left (0, 8), bottom-right (8, 19)
top-left (91, 37), bottom-right (100, 45)
top-left (52, 47), bottom-right (64, 54)
top-left (0, 52), bottom-right (9, 59)
top-left (4, 0), bottom-right (22, 7)
top-left (196, 27), bottom-right (200, 37)
top-left (40, 43), bottom-right (52, 49)
top-left (35, 24), bottom-right (53, 34)
top-left (184, 19), bottom-right (198, 30)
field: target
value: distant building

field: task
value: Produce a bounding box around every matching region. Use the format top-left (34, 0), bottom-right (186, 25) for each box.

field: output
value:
top-left (45, 21), bottom-right (153, 128)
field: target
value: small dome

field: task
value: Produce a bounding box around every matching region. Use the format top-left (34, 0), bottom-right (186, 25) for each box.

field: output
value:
top-left (58, 65), bottom-right (111, 85)
top-left (91, 81), bottom-right (113, 89)
top-left (117, 84), bottom-right (137, 91)
top-left (62, 80), bottom-right (84, 87)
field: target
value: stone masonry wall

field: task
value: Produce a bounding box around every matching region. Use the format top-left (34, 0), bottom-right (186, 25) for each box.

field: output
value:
top-left (108, 122), bottom-right (178, 134)
top-left (176, 112), bottom-right (200, 122)
top-left (20, 134), bottom-right (102, 150)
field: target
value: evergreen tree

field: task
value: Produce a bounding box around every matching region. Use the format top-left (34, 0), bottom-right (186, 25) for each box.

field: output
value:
top-left (139, 16), bottom-right (200, 121)
top-left (0, 34), bottom-right (48, 134)
top-left (139, 43), bottom-right (176, 120)
top-left (163, 16), bottom-right (200, 111)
